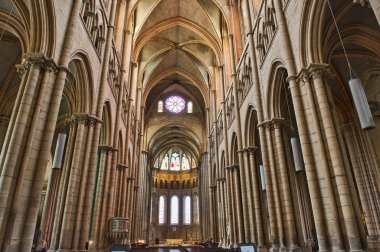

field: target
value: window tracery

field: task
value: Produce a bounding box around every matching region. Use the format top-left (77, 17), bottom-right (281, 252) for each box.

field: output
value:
top-left (165, 96), bottom-right (185, 113)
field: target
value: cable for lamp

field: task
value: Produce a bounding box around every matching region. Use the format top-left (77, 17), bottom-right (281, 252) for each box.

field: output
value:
top-left (326, 0), bottom-right (353, 79)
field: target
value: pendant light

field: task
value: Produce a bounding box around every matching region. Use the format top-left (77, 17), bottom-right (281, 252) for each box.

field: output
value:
top-left (327, 0), bottom-right (375, 130)
top-left (259, 165), bottom-right (266, 191)
top-left (291, 138), bottom-right (303, 172)
top-left (52, 133), bottom-right (67, 169)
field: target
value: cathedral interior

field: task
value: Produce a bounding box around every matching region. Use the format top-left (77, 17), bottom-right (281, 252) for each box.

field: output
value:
top-left (0, 0), bottom-right (380, 251)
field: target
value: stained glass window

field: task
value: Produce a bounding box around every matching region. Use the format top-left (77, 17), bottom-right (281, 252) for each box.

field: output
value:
top-left (184, 196), bottom-right (191, 224)
top-left (158, 100), bottom-right (163, 112)
top-left (170, 152), bottom-right (180, 171)
top-left (154, 158), bottom-right (159, 168)
top-left (160, 154), bottom-right (169, 170)
top-left (165, 96), bottom-right (185, 113)
top-left (192, 158), bottom-right (197, 168)
top-left (182, 154), bottom-right (190, 170)
top-left (159, 196), bottom-right (165, 224)
top-left (187, 101), bottom-right (193, 113)
top-left (170, 196), bottom-right (179, 224)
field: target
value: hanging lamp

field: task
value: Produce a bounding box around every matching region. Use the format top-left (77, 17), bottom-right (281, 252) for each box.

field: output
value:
top-left (259, 165), bottom-right (266, 191)
top-left (52, 133), bottom-right (67, 169)
top-left (327, 0), bottom-right (375, 130)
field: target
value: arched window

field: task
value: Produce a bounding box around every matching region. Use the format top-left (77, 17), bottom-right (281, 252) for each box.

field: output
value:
top-left (192, 158), bottom-right (197, 168)
top-left (158, 100), bottom-right (163, 112)
top-left (159, 196), bottom-right (166, 224)
top-left (170, 152), bottom-right (180, 171)
top-left (193, 195), bottom-right (199, 224)
top-left (170, 196), bottom-right (179, 224)
top-left (183, 196), bottom-right (191, 225)
top-left (160, 154), bottom-right (169, 170)
top-left (181, 154), bottom-right (190, 170)
top-left (187, 101), bottom-right (193, 113)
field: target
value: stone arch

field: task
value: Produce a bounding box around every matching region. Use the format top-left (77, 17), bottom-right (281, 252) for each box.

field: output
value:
top-left (230, 132), bottom-right (238, 165)
top-left (99, 102), bottom-right (112, 146)
top-left (266, 60), bottom-right (289, 119)
top-left (244, 105), bottom-right (258, 147)
top-left (66, 52), bottom-right (95, 114)
top-left (28, 0), bottom-right (56, 57)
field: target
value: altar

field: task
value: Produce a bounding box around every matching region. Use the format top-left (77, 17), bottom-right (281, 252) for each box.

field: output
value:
top-left (165, 239), bottom-right (183, 245)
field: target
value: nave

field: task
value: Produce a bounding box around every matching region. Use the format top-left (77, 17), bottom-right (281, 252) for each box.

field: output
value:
top-left (0, 0), bottom-right (379, 251)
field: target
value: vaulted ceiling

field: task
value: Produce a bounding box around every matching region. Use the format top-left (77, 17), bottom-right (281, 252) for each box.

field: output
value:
top-left (130, 0), bottom-right (230, 160)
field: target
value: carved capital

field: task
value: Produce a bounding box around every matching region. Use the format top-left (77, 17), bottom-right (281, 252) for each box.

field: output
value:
top-left (308, 63), bottom-right (329, 80)
top-left (271, 118), bottom-right (285, 129)
top-left (98, 145), bottom-right (112, 153)
top-left (71, 113), bottom-right (90, 125)
top-left (245, 146), bottom-right (259, 154)
top-left (117, 163), bottom-right (128, 171)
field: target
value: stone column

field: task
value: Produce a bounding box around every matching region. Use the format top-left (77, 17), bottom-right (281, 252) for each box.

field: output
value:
top-left (98, 148), bottom-right (116, 249)
top-left (231, 164), bottom-right (244, 244)
top-left (88, 145), bottom-right (111, 251)
top-left (49, 121), bottom-right (77, 251)
top-left (272, 119), bottom-right (299, 250)
top-left (72, 116), bottom-right (96, 250)
top-left (0, 54), bottom-right (53, 251)
top-left (265, 121), bottom-right (284, 249)
top-left (342, 123), bottom-right (380, 249)
top-left (310, 65), bottom-right (361, 250)
top-left (247, 147), bottom-right (265, 247)
top-left (225, 166), bottom-right (235, 245)
top-left (242, 148), bottom-right (255, 242)
top-left (258, 121), bottom-right (279, 250)
top-left (297, 71), bottom-right (331, 250)
top-left (58, 114), bottom-right (89, 250)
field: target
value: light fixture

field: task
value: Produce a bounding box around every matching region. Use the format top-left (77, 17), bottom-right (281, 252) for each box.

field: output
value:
top-left (327, 0), bottom-right (375, 130)
top-left (291, 138), bottom-right (304, 172)
top-left (349, 79), bottom-right (375, 130)
top-left (52, 133), bottom-right (67, 169)
top-left (259, 165), bottom-right (266, 191)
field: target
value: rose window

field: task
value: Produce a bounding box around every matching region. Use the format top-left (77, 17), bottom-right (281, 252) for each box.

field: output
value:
top-left (165, 96), bottom-right (185, 113)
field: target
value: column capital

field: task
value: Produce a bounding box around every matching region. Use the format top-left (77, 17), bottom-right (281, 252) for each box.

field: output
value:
top-left (117, 164), bottom-right (128, 170)
top-left (71, 113), bottom-right (91, 125)
top-left (271, 118), bottom-right (285, 128)
top-left (307, 63), bottom-right (329, 80)
top-left (98, 145), bottom-right (112, 153)
top-left (245, 146), bottom-right (259, 154)
top-left (226, 164), bottom-right (239, 171)
top-left (257, 120), bottom-right (271, 129)
top-left (16, 53), bottom-right (46, 75)
top-left (296, 68), bottom-right (310, 83)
